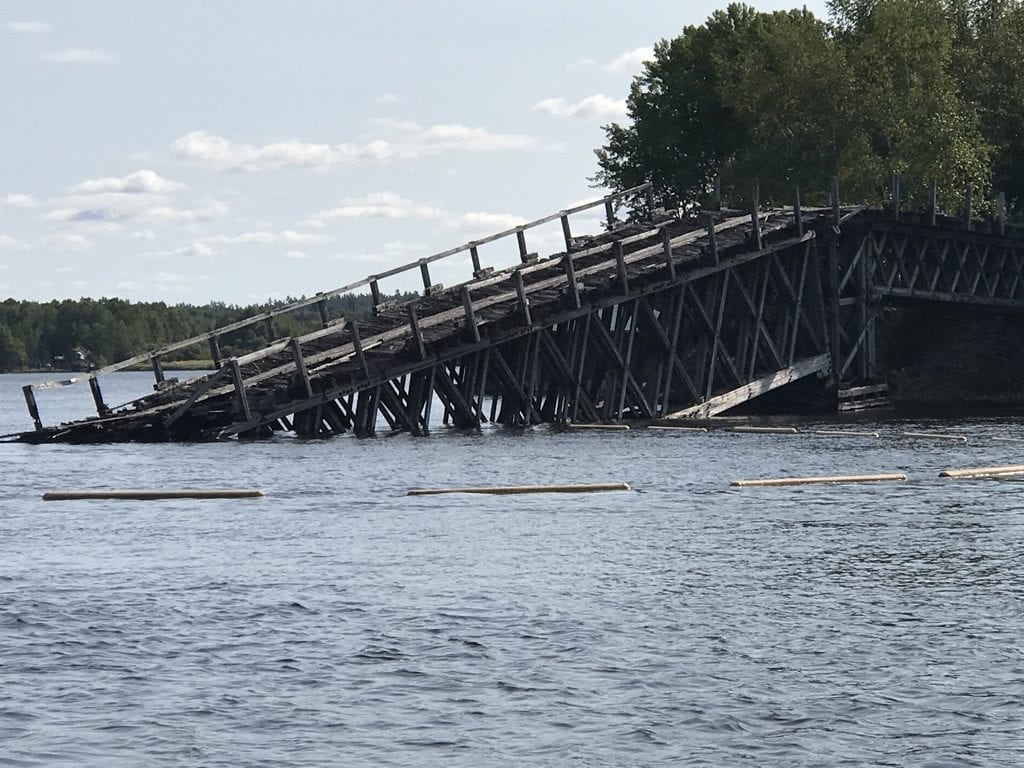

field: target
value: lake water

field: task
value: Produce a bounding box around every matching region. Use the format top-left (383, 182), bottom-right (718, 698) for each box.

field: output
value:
top-left (2, 372), bottom-right (1023, 766)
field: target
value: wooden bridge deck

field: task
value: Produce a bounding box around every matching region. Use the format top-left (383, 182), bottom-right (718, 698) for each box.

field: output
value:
top-left (12, 181), bottom-right (1024, 443)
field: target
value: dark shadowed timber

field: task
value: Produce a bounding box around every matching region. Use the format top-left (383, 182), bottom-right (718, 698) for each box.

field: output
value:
top-left (12, 179), bottom-right (1024, 444)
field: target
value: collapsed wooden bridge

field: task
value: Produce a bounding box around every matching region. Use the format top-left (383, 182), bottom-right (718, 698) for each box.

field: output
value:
top-left (12, 180), bottom-right (1024, 442)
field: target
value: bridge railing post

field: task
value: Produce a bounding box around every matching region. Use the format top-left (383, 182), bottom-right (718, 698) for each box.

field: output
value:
top-left (794, 188), bottom-right (803, 238)
top-left (831, 177), bottom-right (841, 227)
top-left (750, 181), bottom-right (762, 250)
top-left (997, 191), bottom-right (1007, 235)
top-left (890, 174), bottom-right (900, 221)
top-left (929, 179), bottom-right (938, 226)
top-left (22, 385), bottom-right (42, 431)
top-left (964, 182), bottom-right (973, 231)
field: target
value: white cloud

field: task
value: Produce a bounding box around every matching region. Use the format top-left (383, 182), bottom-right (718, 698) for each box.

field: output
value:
top-left (606, 47), bottom-right (653, 75)
top-left (451, 211), bottom-right (527, 232)
top-left (5, 21), bottom-right (50, 34)
top-left (202, 229), bottom-right (330, 246)
top-left (532, 94), bottom-right (627, 120)
top-left (567, 57), bottom-right (597, 71)
top-left (172, 121), bottom-right (547, 172)
top-left (375, 92), bottom-right (399, 105)
top-left (46, 233), bottom-right (91, 250)
top-left (171, 131), bottom-right (339, 172)
top-left (3, 193), bottom-right (38, 208)
top-left (0, 234), bottom-right (18, 248)
top-left (71, 170), bottom-right (184, 195)
top-left (39, 47), bottom-right (119, 65)
top-left (286, 250), bottom-right (310, 260)
top-left (306, 192), bottom-right (447, 225)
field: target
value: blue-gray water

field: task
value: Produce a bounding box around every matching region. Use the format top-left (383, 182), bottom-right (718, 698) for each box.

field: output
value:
top-left (2, 372), bottom-right (1023, 766)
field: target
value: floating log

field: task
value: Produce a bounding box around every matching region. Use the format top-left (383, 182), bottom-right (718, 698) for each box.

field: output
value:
top-left (899, 432), bottom-right (968, 443)
top-left (992, 437), bottom-right (1024, 444)
top-left (731, 426), bottom-right (799, 434)
top-left (813, 430), bottom-right (881, 438)
top-left (939, 464), bottom-right (1024, 479)
top-left (43, 488), bottom-right (266, 501)
top-left (731, 473), bottom-right (907, 487)
top-left (408, 482), bottom-right (631, 496)
top-left (568, 424), bottom-right (631, 431)
top-left (648, 425), bottom-right (709, 432)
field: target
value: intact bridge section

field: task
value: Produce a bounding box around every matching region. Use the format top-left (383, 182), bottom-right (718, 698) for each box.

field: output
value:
top-left (13, 183), bottom-right (1024, 442)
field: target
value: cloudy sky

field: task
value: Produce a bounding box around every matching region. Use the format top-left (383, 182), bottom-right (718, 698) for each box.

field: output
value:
top-left (0, 0), bottom-right (828, 305)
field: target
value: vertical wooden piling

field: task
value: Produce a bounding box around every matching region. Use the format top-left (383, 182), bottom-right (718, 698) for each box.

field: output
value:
top-left (461, 286), bottom-right (481, 342)
top-left (317, 298), bottom-right (329, 327)
top-left (369, 278), bottom-right (382, 313)
top-left (661, 227), bottom-right (676, 280)
top-left (22, 385), bottom-right (42, 431)
top-left (516, 229), bottom-right (529, 263)
top-left (997, 192), bottom-right (1007, 235)
top-left (350, 321), bottom-right (369, 376)
top-left (289, 338), bottom-right (313, 398)
top-left (563, 254), bottom-right (581, 308)
top-left (89, 376), bottom-right (109, 417)
top-left (891, 174), bottom-right (900, 221)
top-left (514, 270), bottom-right (532, 326)
top-left (704, 213), bottom-right (718, 265)
top-left (604, 198), bottom-right (616, 230)
top-left (227, 359), bottom-right (251, 423)
top-left (407, 304), bottom-right (426, 359)
top-left (929, 179), bottom-right (938, 226)
top-left (614, 241), bottom-right (629, 293)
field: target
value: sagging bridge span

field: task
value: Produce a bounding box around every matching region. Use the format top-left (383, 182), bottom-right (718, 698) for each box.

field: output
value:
top-left (12, 181), bottom-right (1024, 443)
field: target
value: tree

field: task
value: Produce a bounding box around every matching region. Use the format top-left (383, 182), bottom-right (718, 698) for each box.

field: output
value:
top-left (595, 1), bottom-right (1000, 213)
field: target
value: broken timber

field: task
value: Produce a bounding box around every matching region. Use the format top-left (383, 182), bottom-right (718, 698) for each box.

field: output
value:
top-left (13, 178), bottom-right (1024, 444)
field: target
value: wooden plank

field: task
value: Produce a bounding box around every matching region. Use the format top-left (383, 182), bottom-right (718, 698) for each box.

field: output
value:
top-left (900, 431), bottom-right (967, 442)
top-left (939, 464), bottom-right (1024, 479)
top-left (44, 488), bottom-right (265, 500)
top-left (666, 353), bottom-right (831, 419)
top-left (732, 473), bottom-right (906, 487)
top-left (408, 482), bottom-right (631, 496)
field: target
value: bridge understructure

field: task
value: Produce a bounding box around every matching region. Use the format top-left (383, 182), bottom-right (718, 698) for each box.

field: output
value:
top-left (14, 186), bottom-right (1024, 443)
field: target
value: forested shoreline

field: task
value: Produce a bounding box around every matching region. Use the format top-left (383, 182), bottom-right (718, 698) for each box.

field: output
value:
top-left (0, 293), bottom-right (414, 372)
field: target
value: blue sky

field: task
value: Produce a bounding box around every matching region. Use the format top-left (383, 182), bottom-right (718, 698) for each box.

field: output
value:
top-left (0, 0), bottom-right (828, 305)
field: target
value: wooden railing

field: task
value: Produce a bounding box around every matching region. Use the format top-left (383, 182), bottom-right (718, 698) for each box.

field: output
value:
top-left (21, 183), bottom-right (654, 425)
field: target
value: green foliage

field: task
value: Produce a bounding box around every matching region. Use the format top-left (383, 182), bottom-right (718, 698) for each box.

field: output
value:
top-left (0, 292), bottom-right (412, 372)
top-left (596, 0), bottom-right (1021, 215)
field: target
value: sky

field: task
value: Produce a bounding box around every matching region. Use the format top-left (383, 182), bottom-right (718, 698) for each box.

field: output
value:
top-left (0, 0), bottom-right (829, 306)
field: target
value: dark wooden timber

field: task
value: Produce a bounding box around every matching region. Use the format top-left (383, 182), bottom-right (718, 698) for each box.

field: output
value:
top-left (12, 179), bottom-right (1024, 444)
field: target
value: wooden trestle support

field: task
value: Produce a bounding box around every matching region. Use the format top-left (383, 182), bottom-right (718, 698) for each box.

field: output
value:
top-left (13, 181), bottom-right (1024, 443)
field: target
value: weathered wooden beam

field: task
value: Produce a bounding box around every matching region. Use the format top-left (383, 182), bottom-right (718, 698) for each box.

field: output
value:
top-left (750, 181), bottom-right (762, 251)
top-left (347, 320), bottom-right (369, 377)
top-left (22, 385), bottom-right (42, 431)
top-left (929, 179), bottom-right (938, 226)
top-left (461, 286), bottom-right (481, 342)
top-left (514, 270), bottom-right (532, 326)
top-left (208, 334), bottom-right (223, 368)
top-left (704, 213), bottom-right (718, 265)
top-left (604, 199), bottom-right (616, 230)
top-left (794, 188), bottom-right (803, 238)
top-left (613, 241), bottom-right (629, 293)
top-left (661, 227), bottom-right (676, 280)
top-left (667, 352), bottom-right (831, 419)
top-left (468, 243), bottom-right (482, 275)
top-left (369, 277), bottom-right (382, 311)
top-left (563, 254), bottom-right (581, 308)
top-left (89, 377), bottom-right (109, 417)
top-left (517, 229), bottom-right (529, 263)
top-left (163, 366), bottom-right (229, 429)
top-left (831, 177), bottom-right (841, 226)
top-left (407, 304), bottom-right (426, 359)
top-left (317, 298), bottom-right (329, 327)
top-left (997, 192), bottom-right (1007, 235)
top-left (289, 338), bottom-right (313, 398)
top-left (560, 213), bottom-right (573, 251)
top-left (228, 359), bottom-right (252, 423)
top-left (150, 354), bottom-right (165, 385)
top-left (891, 174), bottom-right (900, 221)
top-left (964, 182), bottom-right (973, 230)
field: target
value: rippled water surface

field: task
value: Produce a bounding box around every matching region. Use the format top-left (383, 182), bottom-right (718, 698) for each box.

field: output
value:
top-left (2, 373), bottom-right (1024, 766)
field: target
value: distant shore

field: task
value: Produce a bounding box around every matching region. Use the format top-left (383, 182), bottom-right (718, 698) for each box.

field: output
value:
top-left (9, 360), bottom-right (215, 375)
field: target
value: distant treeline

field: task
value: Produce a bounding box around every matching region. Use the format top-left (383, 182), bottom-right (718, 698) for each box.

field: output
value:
top-left (0, 292), bottom-right (415, 372)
